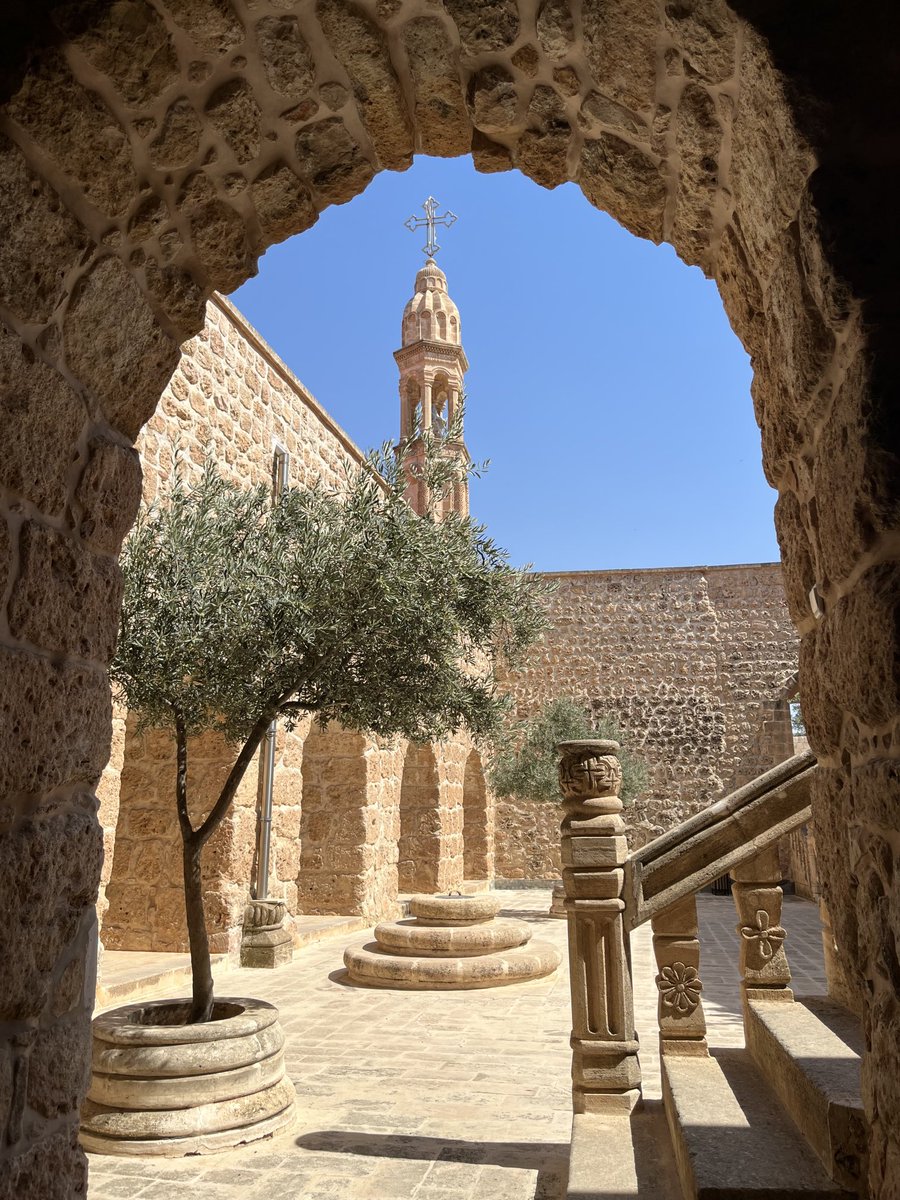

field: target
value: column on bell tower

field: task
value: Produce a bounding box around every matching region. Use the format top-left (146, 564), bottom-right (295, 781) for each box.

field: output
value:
top-left (394, 257), bottom-right (471, 519)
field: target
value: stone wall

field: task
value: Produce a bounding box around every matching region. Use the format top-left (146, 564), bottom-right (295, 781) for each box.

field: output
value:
top-left (102, 300), bottom-right (485, 951)
top-left (139, 294), bottom-right (364, 501)
top-left (462, 749), bottom-right (492, 881)
top-left (100, 296), bottom-right (373, 954)
top-left (1, 2), bottom-right (898, 1192)
top-left (496, 564), bottom-right (799, 869)
top-left (104, 302), bottom-right (806, 940)
top-left (494, 797), bottom-right (560, 882)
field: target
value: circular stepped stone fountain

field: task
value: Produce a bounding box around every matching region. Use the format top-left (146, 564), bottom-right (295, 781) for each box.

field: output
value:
top-left (343, 893), bottom-right (561, 989)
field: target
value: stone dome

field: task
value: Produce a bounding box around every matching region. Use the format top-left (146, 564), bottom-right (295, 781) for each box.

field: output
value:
top-left (401, 257), bottom-right (462, 347)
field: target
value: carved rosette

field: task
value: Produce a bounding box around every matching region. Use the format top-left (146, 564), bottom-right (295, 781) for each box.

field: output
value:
top-left (739, 909), bottom-right (787, 961)
top-left (650, 894), bottom-right (708, 1056)
top-left (656, 962), bottom-right (702, 1015)
top-left (730, 847), bottom-right (792, 996)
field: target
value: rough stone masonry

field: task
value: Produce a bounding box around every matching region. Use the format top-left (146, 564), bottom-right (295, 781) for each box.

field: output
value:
top-left (0, 2), bottom-right (897, 1196)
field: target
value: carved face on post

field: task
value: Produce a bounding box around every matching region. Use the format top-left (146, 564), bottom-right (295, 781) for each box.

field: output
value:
top-left (557, 739), bottom-right (622, 801)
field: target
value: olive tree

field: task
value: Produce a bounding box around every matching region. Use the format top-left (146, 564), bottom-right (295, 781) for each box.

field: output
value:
top-left (488, 696), bottom-right (647, 806)
top-left (112, 443), bottom-right (546, 1022)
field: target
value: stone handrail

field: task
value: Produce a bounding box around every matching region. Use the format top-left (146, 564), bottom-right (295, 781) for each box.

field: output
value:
top-left (556, 740), bottom-right (817, 1113)
top-left (623, 749), bottom-right (816, 932)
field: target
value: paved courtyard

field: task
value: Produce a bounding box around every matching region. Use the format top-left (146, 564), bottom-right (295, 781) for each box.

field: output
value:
top-left (86, 889), bottom-right (827, 1200)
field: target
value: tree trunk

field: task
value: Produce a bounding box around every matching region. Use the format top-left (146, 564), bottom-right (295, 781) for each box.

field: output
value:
top-left (182, 832), bottom-right (215, 1024)
top-left (174, 709), bottom-right (280, 1025)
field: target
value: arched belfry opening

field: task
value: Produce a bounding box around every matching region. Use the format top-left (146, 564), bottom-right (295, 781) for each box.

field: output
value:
top-left (0, 2), bottom-right (896, 1194)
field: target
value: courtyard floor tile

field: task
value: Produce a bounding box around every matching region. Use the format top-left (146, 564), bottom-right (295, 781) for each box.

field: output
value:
top-left (86, 889), bottom-right (826, 1200)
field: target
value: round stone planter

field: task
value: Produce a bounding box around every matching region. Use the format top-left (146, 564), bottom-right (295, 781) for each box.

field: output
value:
top-left (80, 997), bottom-right (296, 1157)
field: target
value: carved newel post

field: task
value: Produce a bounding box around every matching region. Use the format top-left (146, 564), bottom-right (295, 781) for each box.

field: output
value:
top-left (557, 739), bottom-right (640, 1113)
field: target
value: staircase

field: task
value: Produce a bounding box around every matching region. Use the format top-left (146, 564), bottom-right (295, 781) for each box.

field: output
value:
top-left (557, 746), bottom-right (868, 1200)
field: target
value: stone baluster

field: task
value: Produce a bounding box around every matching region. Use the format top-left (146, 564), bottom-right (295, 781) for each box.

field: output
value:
top-left (557, 739), bottom-right (640, 1113)
top-left (730, 845), bottom-right (793, 1002)
top-left (651, 894), bottom-right (708, 1057)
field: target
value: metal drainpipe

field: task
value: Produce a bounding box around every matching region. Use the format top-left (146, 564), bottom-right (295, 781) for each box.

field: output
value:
top-left (254, 443), bottom-right (289, 902)
top-left (255, 722), bottom-right (277, 901)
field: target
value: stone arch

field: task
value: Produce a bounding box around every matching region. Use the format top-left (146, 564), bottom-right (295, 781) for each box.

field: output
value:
top-left (298, 724), bottom-right (369, 915)
top-left (462, 749), bottom-right (491, 882)
top-left (405, 376), bottom-right (421, 435)
top-left (397, 742), bottom-right (441, 894)
top-left (0, 3), bottom-right (896, 1193)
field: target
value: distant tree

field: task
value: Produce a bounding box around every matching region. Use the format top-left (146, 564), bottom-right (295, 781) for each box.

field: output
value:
top-left (488, 696), bottom-right (648, 806)
top-left (789, 700), bottom-right (806, 737)
top-left (112, 441), bottom-right (547, 1023)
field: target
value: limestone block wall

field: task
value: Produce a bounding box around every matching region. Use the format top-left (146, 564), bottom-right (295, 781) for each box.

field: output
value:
top-left (494, 798), bottom-right (560, 882)
top-left (462, 749), bottom-right (492, 881)
top-left (298, 727), bottom-right (477, 922)
top-left (139, 295), bottom-right (364, 500)
top-left (496, 563), bottom-right (799, 868)
top-left (398, 744), bottom-right (443, 893)
top-left (99, 297), bottom-right (373, 953)
top-left (103, 722), bottom-right (259, 956)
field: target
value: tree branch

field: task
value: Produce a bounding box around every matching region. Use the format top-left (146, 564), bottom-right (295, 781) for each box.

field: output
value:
top-left (194, 708), bottom-right (276, 848)
top-left (279, 699), bottom-right (319, 716)
top-left (174, 714), bottom-right (194, 842)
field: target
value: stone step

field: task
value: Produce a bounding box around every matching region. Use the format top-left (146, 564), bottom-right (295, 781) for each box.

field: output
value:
top-left (343, 937), bottom-right (561, 989)
top-left (96, 951), bottom-right (230, 1012)
top-left (663, 1049), bottom-right (854, 1199)
top-left (745, 996), bottom-right (866, 1193)
top-left (97, 915), bottom-right (367, 1010)
top-left (567, 1107), bottom-right (683, 1199)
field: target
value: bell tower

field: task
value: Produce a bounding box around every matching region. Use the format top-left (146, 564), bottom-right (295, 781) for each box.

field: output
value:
top-left (395, 198), bottom-right (470, 518)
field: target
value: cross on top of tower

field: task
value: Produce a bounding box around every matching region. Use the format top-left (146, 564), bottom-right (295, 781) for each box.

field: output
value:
top-left (404, 196), bottom-right (457, 259)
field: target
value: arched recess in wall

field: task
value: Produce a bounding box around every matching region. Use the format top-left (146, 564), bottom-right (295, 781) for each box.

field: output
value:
top-left (397, 743), bottom-right (441, 894)
top-left (0, 2), bottom-right (892, 1193)
top-left (103, 719), bottom-right (253, 956)
top-left (298, 724), bottom-right (369, 915)
top-left (462, 749), bottom-right (490, 882)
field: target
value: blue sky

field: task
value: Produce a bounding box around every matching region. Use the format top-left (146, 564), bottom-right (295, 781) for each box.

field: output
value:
top-left (232, 156), bottom-right (779, 573)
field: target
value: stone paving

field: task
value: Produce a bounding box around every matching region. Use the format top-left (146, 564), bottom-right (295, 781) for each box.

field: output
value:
top-left (86, 889), bottom-right (827, 1200)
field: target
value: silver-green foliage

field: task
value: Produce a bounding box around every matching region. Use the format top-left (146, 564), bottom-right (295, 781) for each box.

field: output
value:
top-left (114, 451), bottom-right (547, 746)
top-left (488, 697), bottom-right (648, 807)
top-left (112, 443), bottom-right (547, 1021)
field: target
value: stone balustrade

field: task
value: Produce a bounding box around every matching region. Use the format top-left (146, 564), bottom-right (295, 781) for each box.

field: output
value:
top-left (557, 740), bottom-right (814, 1112)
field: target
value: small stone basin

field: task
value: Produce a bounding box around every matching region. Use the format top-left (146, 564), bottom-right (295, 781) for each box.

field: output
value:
top-left (409, 893), bottom-right (504, 925)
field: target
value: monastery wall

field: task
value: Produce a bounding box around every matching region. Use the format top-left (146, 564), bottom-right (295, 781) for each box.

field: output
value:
top-left (495, 564), bottom-right (800, 877)
top-left (101, 299), bottom-right (489, 957)
top-left (102, 297), bottom-right (371, 954)
top-left (100, 297), bottom-right (802, 959)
